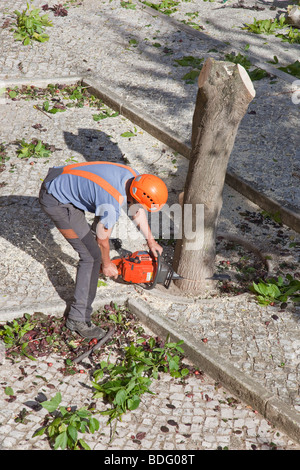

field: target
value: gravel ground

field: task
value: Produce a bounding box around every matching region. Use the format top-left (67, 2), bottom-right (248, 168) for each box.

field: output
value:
top-left (0, 0), bottom-right (299, 451)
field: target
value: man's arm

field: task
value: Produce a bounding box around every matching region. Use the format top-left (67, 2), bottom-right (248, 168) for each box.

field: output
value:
top-left (130, 206), bottom-right (163, 256)
top-left (96, 223), bottom-right (118, 278)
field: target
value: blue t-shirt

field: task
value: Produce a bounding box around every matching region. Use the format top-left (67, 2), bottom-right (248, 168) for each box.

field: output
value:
top-left (45, 162), bottom-right (138, 229)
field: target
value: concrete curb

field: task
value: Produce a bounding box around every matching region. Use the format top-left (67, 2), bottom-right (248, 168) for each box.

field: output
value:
top-left (2, 76), bottom-right (83, 88)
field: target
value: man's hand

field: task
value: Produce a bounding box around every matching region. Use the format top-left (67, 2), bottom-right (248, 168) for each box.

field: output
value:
top-left (102, 262), bottom-right (119, 279)
top-left (147, 238), bottom-right (163, 257)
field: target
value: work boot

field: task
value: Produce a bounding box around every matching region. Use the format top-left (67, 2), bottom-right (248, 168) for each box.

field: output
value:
top-left (66, 318), bottom-right (106, 339)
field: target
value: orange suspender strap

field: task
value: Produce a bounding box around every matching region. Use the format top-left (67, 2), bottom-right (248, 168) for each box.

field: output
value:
top-left (62, 162), bottom-right (137, 206)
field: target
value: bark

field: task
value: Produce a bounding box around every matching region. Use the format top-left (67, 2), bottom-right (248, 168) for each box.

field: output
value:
top-left (173, 58), bottom-right (255, 295)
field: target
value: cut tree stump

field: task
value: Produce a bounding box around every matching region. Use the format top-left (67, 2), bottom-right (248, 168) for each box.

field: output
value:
top-left (173, 58), bottom-right (255, 295)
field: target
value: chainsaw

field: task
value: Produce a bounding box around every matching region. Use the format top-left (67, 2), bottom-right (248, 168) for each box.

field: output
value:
top-left (106, 250), bottom-right (182, 290)
top-left (100, 240), bottom-right (230, 289)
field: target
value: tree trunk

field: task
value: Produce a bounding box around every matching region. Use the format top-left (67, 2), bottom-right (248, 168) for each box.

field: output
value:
top-left (173, 58), bottom-right (255, 295)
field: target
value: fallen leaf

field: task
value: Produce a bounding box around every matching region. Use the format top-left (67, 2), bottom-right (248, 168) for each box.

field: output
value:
top-left (167, 419), bottom-right (178, 427)
top-left (166, 403), bottom-right (176, 409)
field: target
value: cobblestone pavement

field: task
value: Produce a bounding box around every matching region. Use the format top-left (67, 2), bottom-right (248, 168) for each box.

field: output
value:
top-left (0, 346), bottom-right (298, 451)
top-left (0, 0), bottom-right (299, 451)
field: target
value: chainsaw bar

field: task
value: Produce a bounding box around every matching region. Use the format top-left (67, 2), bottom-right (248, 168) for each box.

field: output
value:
top-left (72, 325), bottom-right (115, 363)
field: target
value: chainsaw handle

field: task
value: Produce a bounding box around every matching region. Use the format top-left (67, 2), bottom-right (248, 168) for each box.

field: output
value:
top-left (143, 251), bottom-right (161, 290)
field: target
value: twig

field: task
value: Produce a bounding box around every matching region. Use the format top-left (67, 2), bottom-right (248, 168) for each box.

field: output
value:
top-left (33, 104), bottom-right (52, 119)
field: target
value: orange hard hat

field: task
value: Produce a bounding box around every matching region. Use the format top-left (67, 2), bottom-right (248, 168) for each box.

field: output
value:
top-left (130, 174), bottom-right (168, 212)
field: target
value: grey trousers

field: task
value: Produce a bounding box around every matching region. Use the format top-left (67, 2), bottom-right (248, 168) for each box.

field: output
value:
top-left (39, 183), bottom-right (101, 323)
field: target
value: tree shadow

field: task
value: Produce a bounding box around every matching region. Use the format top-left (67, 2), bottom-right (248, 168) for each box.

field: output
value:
top-left (63, 128), bottom-right (126, 163)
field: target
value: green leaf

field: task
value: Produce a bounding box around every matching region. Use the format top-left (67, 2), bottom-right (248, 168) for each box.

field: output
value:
top-left (78, 438), bottom-right (91, 450)
top-left (168, 357), bottom-right (179, 371)
top-left (114, 388), bottom-right (127, 406)
top-left (121, 1), bottom-right (136, 9)
top-left (278, 60), bottom-right (300, 79)
top-left (8, 90), bottom-right (17, 99)
top-left (175, 56), bottom-right (204, 68)
top-left (41, 392), bottom-right (62, 413)
top-left (67, 424), bottom-right (78, 443)
top-left (32, 426), bottom-right (46, 437)
top-left (23, 37), bottom-right (31, 46)
top-left (48, 107), bottom-right (62, 114)
top-left (93, 110), bottom-right (119, 121)
top-left (127, 396), bottom-right (140, 410)
top-left (5, 386), bottom-right (14, 396)
top-left (182, 69), bottom-right (200, 83)
top-left (76, 409), bottom-right (90, 419)
top-left (54, 430), bottom-right (68, 450)
top-left (121, 130), bottom-right (136, 137)
top-left (88, 417), bottom-right (100, 433)
top-left (43, 100), bottom-right (49, 111)
top-left (248, 68), bottom-right (268, 81)
top-left (35, 140), bottom-right (42, 152)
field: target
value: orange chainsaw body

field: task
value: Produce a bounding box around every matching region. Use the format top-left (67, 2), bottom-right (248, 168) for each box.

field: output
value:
top-left (111, 250), bottom-right (158, 284)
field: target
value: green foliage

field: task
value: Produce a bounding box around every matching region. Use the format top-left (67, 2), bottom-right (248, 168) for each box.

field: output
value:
top-left (43, 100), bottom-right (66, 114)
top-left (250, 274), bottom-right (300, 306)
top-left (261, 210), bottom-right (282, 225)
top-left (92, 107), bottom-right (119, 121)
top-left (225, 52), bottom-right (268, 81)
top-left (16, 139), bottom-right (52, 159)
top-left (120, 1), bottom-right (137, 9)
top-left (33, 392), bottom-right (100, 450)
top-left (276, 26), bottom-right (300, 44)
top-left (181, 11), bottom-right (203, 31)
top-left (243, 16), bottom-right (287, 35)
top-left (278, 60), bottom-right (300, 78)
top-left (92, 336), bottom-right (189, 423)
top-left (5, 386), bottom-right (14, 396)
top-left (174, 56), bottom-right (204, 68)
top-left (0, 314), bottom-right (36, 360)
top-left (0, 142), bottom-right (10, 166)
top-left (173, 56), bottom-right (204, 83)
top-left (121, 126), bottom-right (138, 137)
top-left (12, 1), bottom-right (53, 45)
top-left (225, 52), bottom-right (251, 70)
top-left (248, 68), bottom-right (269, 81)
top-left (174, 53), bottom-right (269, 84)
top-left (0, 312), bottom-right (79, 362)
top-left (142, 0), bottom-right (180, 16)
top-left (243, 16), bottom-right (300, 44)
